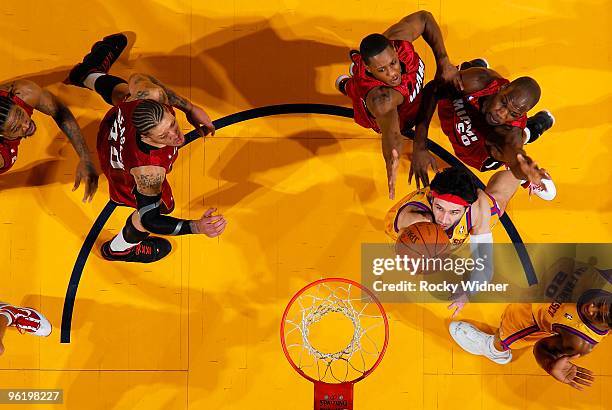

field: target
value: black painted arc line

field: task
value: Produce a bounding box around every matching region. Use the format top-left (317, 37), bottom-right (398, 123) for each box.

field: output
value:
top-left (60, 103), bottom-right (535, 344)
top-left (60, 201), bottom-right (117, 343)
top-left (420, 138), bottom-right (537, 286)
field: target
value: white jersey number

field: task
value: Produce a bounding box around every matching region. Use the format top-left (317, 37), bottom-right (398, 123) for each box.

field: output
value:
top-left (108, 108), bottom-right (126, 170)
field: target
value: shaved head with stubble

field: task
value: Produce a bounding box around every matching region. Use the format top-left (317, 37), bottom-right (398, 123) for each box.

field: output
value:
top-left (482, 76), bottom-right (541, 126)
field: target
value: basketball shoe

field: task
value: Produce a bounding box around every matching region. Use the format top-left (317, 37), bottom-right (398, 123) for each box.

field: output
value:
top-left (64, 33), bottom-right (128, 88)
top-left (525, 110), bottom-right (555, 144)
top-left (0, 304), bottom-right (52, 337)
top-left (449, 321), bottom-right (512, 364)
top-left (101, 236), bottom-right (172, 263)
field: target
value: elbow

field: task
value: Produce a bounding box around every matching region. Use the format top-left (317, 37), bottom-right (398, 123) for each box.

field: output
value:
top-left (416, 10), bottom-right (434, 25)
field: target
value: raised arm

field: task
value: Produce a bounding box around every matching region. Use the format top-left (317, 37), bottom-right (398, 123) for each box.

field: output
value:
top-left (409, 80), bottom-right (443, 188)
top-left (487, 126), bottom-right (549, 186)
top-left (367, 87), bottom-right (405, 200)
top-left (128, 73), bottom-right (215, 137)
top-left (384, 10), bottom-right (461, 89)
top-left (30, 83), bottom-right (98, 202)
top-left (533, 330), bottom-right (595, 390)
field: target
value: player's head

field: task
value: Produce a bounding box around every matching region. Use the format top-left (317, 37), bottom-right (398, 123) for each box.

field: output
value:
top-left (581, 291), bottom-right (611, 330)
top-left (482, 77), bottom-right (541, 125)
top-left (360, 34), bottom-right (401, 87)
top-left (133, 99), bottom-right (184, 147)
top-left (0, 95), bottom-right (36, 140)
top-left (429, 167), bottom-right (478, 230)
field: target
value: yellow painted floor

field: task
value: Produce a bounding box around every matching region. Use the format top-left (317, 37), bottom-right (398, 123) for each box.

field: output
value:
top-left (0, 0), bottom-right (610, 408)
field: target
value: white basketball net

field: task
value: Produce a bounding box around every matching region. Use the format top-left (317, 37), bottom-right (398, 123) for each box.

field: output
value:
top-left (283, 280), bottom-right (387, 383)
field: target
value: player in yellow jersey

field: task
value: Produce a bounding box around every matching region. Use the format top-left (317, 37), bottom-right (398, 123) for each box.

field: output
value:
top-left (385, 160), bottom-right (548, 316)
top-left (450, 260), bottom-right (611, 390)
top-left (385, 158), bottom-right (544, 247)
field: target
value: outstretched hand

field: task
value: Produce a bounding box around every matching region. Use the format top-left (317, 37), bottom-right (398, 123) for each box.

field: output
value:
top-left (190, 208), bottom-right (227, 238)
top-left (409, 147), bottom-right (438, 189)
top-left (73, 160), bottom-right (99, 203)
top-left (448, 292), bottom-right (469, 318)
top-left (549, 354), bottom-right (594, 390)
top-left (187, 105), bottom-right (215, 138)
top-left (517, 153), bottom-right (550, 188)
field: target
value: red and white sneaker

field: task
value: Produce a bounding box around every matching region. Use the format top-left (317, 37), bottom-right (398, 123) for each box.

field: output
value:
top-left (0, 304), bottom-right (52, 337)
top-left (521, 178), bottom-right (557, 201)
top-left (101, 236), bottom-right (172, 263)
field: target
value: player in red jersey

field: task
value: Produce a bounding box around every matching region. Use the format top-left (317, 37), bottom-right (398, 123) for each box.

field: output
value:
top-left (65, 34), bottom-right (226, 263)
top-left (0, 77), bottom-right (98, 201)
top-left (410, 59), bottom-right (556, 200)
top-left (335, 10), bottom-right (462, 199)
top-left (0, 302), bottom-right (52, 356)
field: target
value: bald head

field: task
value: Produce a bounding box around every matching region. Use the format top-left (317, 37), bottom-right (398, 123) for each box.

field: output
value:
top-left (506, 76), bottom-right (541, 112)
top-left (482, 76), bottom-right (542, 126)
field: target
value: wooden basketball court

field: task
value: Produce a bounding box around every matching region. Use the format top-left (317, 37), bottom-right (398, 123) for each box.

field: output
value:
top-left (0, 0), bottom-right (610, 408)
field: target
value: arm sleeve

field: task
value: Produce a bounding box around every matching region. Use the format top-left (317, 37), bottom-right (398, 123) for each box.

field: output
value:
top-left (465, 232), bottom-right (494, 297)
top-left (135, 189), bottom-right (193, 236)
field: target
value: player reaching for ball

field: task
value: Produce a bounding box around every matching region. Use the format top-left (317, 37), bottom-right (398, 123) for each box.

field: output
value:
top-left (65, 33), bottom-right (226, 263)
top-left (334, 10), bottom-right (462, 199)
top-left (409, 59), bottom-right (556, 200)
top-left (385, 161), bottom-right (545, 315)
top-left (385, 165), bottom-right (535, 246)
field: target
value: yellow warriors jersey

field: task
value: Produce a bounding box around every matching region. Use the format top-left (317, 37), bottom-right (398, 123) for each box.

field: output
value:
top-left (384, 187), bottom-right (501, 245)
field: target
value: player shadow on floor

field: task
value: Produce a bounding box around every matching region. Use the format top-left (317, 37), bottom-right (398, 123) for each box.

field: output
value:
top-left (186, 130), bottom-right (354, 212)
top-left (1, 5), bottom-right (607, 223)
top-left (2, 12), bottom-right (352, 108)
top-left (0, 13), bottom-right (355, 214)
top-left (19, 288), bottom-right (281, 408)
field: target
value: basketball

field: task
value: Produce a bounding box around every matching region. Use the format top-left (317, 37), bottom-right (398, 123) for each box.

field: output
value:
top-left (395, 221), bottom-right (450, 259)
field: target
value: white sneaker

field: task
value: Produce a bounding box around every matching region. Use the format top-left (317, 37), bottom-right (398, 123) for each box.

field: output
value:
top-left (526, 178), bottom-right (557, 201)
top-left (0, 304), bottom-right (52, 337)
top-left (449, 321), bottom-right (512, 364)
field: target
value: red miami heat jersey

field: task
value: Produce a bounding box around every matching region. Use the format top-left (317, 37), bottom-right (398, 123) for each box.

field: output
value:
top-left (345, 40), bottom-right (425, 133)
top-left (437, 78), bottom-right (528, 171)
top-left (0, 90), bottom-right (34, 174)
top-left (97, 99), bottom-right (179, 211)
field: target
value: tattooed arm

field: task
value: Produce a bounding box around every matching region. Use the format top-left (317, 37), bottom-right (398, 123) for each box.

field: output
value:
top-left (128, 73), bottom-right (215, 137)
top-left (33, 84), bottom-right (98, 202)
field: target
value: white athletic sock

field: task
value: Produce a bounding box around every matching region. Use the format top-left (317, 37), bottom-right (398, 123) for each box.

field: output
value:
top-left (83, 72), bottom-right (105, 90)
top-left (486, 335), bottom-right (509, 357)
top-left (523, 127), bottom-right (531, 144)
top-left (109, 229), bottom-right (139, 252)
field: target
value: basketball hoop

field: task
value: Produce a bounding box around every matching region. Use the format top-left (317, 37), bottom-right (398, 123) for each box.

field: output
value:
top-left (280, 278), bottom-right (389, 409)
